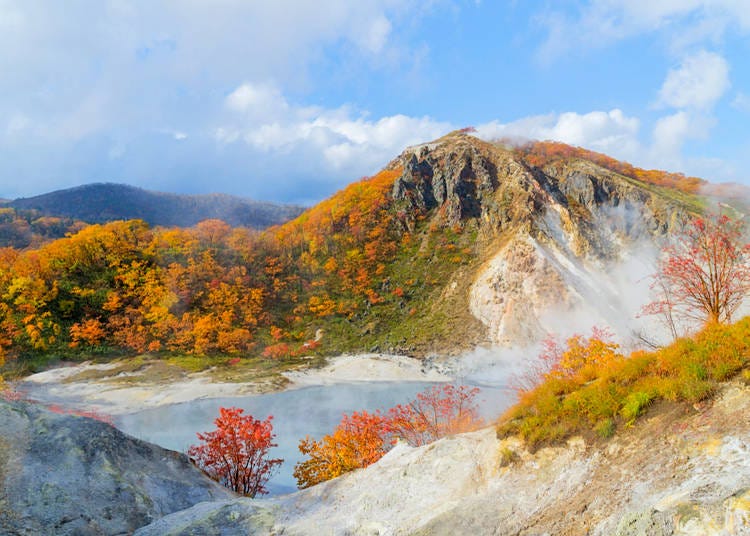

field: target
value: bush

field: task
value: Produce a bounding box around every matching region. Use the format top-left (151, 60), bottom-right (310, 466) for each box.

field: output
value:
top-left (188, 407), bottom-right (282, 497)
top-left (497, 318), bottom-right (750, 449)
top-left (620, 391), bottom-right (654, 424)
top-left (294, 384), bottom-right (483, 488)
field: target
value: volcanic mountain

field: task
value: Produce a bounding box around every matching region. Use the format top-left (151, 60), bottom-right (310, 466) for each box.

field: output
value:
top-left (0, 131), bottom-right (735, 364)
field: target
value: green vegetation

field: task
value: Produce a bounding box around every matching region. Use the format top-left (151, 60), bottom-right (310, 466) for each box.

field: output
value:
top-left (497, 318), bottom-right (750, 449)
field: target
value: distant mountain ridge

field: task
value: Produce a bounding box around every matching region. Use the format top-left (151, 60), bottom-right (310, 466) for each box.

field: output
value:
top-left (8, 183), bottom-right (306, 229)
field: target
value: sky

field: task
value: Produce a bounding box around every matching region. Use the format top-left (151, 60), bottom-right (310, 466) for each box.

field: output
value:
top-left (1, 1), bottom-right (749, 205)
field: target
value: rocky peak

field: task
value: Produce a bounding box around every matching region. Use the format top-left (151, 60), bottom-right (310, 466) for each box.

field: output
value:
top-left (391, 133), bottom-right (697, 346)
top-left (392, 133), bottom-right (689, 241)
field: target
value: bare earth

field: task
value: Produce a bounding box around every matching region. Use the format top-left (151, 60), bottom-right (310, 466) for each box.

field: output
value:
top-left (17, 354), bottom-right (451, 415)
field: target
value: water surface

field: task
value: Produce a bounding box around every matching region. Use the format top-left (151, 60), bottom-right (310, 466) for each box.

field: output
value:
top-left (114, 381), bottom-right (513, 495)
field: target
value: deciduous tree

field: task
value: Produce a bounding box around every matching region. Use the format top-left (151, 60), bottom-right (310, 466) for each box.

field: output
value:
top-left (645, 213), bottom-right (750, 330)
top-left (293, 384), bottom-right (483, 488)
top-left (188, 407), bottom-right (282, 497)
top-left (294, 410), bottom-right (388, 489)
top-left (386, 384), bottom-right (482, 446)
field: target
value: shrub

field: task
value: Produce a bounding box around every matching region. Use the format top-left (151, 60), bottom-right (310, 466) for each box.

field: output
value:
top-left (594, 418), bottom-right (615, 439)
top-left (294, 384), bottom-right (483, 488)
top-left (497, 319), bottom-right (750, 449)
top-left (498, 446), bottom-right (519, 467)
top-left (188, 407), bottom-right (282, 497)
top-left (620, 391), bottom-right (654, 424)
top-left (294, 410), bottom-right (389, 489)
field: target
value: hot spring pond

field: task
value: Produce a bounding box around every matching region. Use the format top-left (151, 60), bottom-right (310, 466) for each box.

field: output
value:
top-left (113, 381), bottom-right (513, 495)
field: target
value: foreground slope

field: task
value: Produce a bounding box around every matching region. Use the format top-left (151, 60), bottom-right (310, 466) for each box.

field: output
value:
top-left (135, 380), bottom-right (750, 535)
top-left (0, 400), bottom-right (234, 535)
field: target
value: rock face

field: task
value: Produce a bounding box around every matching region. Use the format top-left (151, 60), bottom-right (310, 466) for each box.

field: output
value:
top-left (392, 134), bottom-right (692, 346)
top-left (135, 381), bottom-right (750, 535)
top-left (0, 400), bottom-right (234, 535)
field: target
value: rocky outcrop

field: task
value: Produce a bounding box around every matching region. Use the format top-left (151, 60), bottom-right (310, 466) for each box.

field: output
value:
top-left (392, 134), bottom-right (693, 346)
top-left (0, 400), bottom-right (234, 535)
top-left (135, 381), bottom-right (750, 535)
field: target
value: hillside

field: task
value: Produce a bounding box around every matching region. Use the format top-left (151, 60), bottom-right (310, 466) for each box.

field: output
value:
top-left (0, 133), bottom-right (714, 373)
top-left (8, 183), bottom-right (305, 229)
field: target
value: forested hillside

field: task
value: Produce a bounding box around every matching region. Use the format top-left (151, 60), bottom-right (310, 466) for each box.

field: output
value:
top-left (6, 183), bottom-right (305, 236)
top-left (0, 133), bottom-right (712, 373)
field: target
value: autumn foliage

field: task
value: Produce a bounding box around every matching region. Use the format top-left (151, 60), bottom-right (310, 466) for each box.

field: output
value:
top-left (513, 327), bottom-right (621, 393)
top-left (644, 213), bottom-right (750, 334)
top-left (513, 140), bottom-right (704, 194)
top-left (0, 166), bottom-right (463, 365)
top-left (499, 318), bottom-right (750, 449)
top-left (386, 384), bottom-right (481, 446)
top-left (294, 410), bottom-right (390, 488)
top-left (294, 384), bottom-right (482, 488)
top-left (188, 407), bottom-right (282, 497)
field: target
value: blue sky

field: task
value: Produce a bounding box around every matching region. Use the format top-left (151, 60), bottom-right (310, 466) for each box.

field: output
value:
top-left (1, 1), bottom-right (749, 204)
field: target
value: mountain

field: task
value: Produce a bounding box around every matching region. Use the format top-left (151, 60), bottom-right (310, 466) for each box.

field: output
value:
top-left (0, 132), bottom-right (724, 366)
top-left (8, 183), bottom-right (305, 229)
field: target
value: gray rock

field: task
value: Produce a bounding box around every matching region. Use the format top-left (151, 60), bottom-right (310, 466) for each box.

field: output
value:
top-left (0, 400), bottom-right (234, 535)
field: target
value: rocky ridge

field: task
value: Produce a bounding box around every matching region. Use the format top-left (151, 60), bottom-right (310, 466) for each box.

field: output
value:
top-left (0, 399), bottom-right (234, 535)
top-left (390, 134), bottom-right (693, 346)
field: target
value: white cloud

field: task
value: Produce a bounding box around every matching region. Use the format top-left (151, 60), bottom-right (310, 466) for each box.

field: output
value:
top-left (733, 92), bottom-right (750, 112)
top-left (356, 15), bottom-right (393, 54)
top-left (225, 83), bottom-right (291, 118)
top-left (475, 109), bottom-right (641, 160)
top-left (217, 82), bottom-right (451, 176)
top-left (657, 51), bottom-right (730, 109)
top-left (649, 110), bottom-right (718, 171)
top-left (0, 1), bottom-right (425, 146)
top-left (537, 1), bottom-right (750, 61)
top-left (652, 111), bottom-right (692, 155)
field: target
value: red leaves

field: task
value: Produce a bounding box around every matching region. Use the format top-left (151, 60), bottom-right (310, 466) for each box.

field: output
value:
top-left (294, 384), bottom-right (482, 488)
top-left (187, 407), bottom-right (282, 497)
top-left (386, 384), bottom-right (482, 446)
top-left (645, 212), bottom-right (750, 334)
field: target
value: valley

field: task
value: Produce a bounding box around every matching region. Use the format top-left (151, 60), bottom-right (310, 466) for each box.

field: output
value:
top-left (2, 132), bottom-right (750, 535)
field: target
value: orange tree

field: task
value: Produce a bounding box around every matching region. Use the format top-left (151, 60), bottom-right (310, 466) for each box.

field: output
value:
top-left (293, 384), bottom-right (482, 488)
top-left (294, 410), bottom-right (389, 488)
top-left (188, 407), bottom-right (282, 497)
top-left (645, 213), bottom-right (750, 334)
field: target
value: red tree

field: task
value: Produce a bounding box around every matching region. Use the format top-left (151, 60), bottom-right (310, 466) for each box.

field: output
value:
top-left (188, 407), bottom-right (283, 497)
top-left (386, 384), bottom-right (482, 446)
top-left (645, 213), bottom-right (750, 334)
